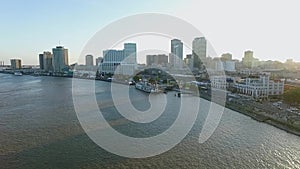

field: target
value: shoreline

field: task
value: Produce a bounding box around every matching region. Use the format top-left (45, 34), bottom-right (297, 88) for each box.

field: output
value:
top-left (176, 88), bottom-right (300, 137)
top-left (223, 99), bottom-right (300, 137)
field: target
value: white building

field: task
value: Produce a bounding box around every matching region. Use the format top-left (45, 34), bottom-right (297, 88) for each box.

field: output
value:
top-left (234, 74), bottom-right (284, 98)
top-left (211, 76), bottom-right (228, 89)
top-left (211, 76), bottom-right (235, 90)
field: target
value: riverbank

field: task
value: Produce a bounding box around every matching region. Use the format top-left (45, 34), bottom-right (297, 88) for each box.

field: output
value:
top-left (224, 100), bottom-right (300, 137)
top-left (177, 88), bottom-right (300, 137)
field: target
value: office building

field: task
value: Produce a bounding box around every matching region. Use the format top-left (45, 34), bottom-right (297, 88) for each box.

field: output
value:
top-left (234, 74), bottom-right (284, 99)
top-left (192, 37), bottom-right (207, 68)
top-left (242, 50), bottom-right (259, 68)
top-left (43, 51), bottom-right (53, 71)
top-left (86, 55), bottom-right (94, 66)
top-left (211, 76), bottom-right (230, 89)
top-left (220, 53), bottom-right (233, 61)
top-left (170, 39), bottom-right (183, 68)
top-left (52, 46), bottom-right (69, 72)
top-left (124, 43), bottom-right (137, 64)
top-left (39, 54), bottom-right (44, 69)
top-left (39, 51), bottom-right (53, 71)
top-left (100, 43), bottom-right (137, 75)
top-left (10, 59), bottom-right (22, 69)
top-left (101, 50), bottom-right (124, 72)
top-left (215, 61), bottom-right (236, 72)
top-left (96, 57), bottom-right (103, 66)
top-left (146, 54), bottom-right (168, 66)
top-left (184, 54), bottom-right (193, 70)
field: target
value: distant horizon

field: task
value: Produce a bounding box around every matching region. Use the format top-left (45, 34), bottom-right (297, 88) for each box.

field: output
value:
top-left (1, 0), bottom-right (300, 64)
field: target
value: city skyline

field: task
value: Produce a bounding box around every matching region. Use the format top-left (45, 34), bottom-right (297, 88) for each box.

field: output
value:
top-left (0, 0), bottom-right (300, 65)
top-left (8, 40), bottom-right (300, 68)
top-left (1, 1), bottom-right (300, 168)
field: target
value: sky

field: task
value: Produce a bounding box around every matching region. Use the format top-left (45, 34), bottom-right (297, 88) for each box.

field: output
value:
top-left (0, 0), bottom-right (299, 65)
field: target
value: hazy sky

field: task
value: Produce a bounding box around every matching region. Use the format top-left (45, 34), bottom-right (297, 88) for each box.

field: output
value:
top-left (0, 0), bottom-right (299, 65)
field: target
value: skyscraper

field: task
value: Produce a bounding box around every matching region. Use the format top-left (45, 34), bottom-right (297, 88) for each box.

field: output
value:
top-left (170, 39), bottom-right (183, 68)
top-left (85, 55), bottom-right (94, 66)
top-left (123, 43), bottom-right (137, 64)
top-left (52, 46), bottom-right (69, 72)
top-left (39, 54), bottom-right (44, 70)
top-left (43, 51), bottom-right (53, 71)
top-left (192, 37), bottom-right (207, 68)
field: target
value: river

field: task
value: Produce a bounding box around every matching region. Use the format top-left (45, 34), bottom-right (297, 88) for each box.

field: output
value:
top-left (0, 73), bottom-right (299, 169)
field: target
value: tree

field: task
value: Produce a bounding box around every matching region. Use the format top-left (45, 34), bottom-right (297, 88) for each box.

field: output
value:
top-left (148, 78), bottom-right (156, 84)
top-left (283, 87), bottom-right (300, 106)
top-left (107, 72), bottom-right (113, 78)
top-left (133, 75), bottom-right (141, 82)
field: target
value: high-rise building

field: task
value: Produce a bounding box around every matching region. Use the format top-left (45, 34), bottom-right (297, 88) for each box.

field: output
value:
top-left (96, 57), bottom-right (103, 66)
top-left (192, 37), bottom-right (207, 68)
top-left (171, 39), bottom-right (183, 68)
top-left (43, 51), bottom-right (53, 71)
top-left (242, 50), bottom-right (260, 68)
top-left (242, 50), bottom-right (254, 68)
top-left (100, 43), bottom-right (137, 75)
top-left (39, 54), bottom-right (44, 69)
top-left (52, 46), bottom-right (69, 72)
top-left (124, 43), bottom-right (137, 64)
top-left (220, 53), bottom-right (233, 61)
top-left (85, 55), bottom-right (94, 66)
top-left (146, 54), bottom-right (168, 66)
top-left (10, 59), bottom-right (22, 69)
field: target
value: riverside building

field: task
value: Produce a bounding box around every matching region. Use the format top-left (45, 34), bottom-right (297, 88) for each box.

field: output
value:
top-left (100, 43), bottom-right (137, 75)
top-left (234, 74), bottom-right (284, 99)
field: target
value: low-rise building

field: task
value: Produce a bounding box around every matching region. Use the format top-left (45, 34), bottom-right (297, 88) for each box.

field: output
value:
top-left (234, 74), bottom-right (284, 99)
top-left (210, 76), bottom-right (235, 90)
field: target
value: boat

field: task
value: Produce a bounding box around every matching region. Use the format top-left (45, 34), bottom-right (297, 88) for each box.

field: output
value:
top-left (135, 82), bottom-right (162, 93)
top-left (14, 72), bottom-right (23, 76)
